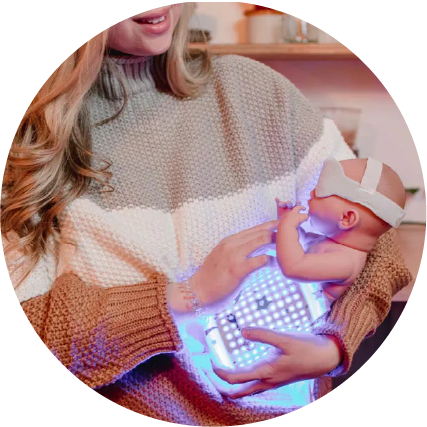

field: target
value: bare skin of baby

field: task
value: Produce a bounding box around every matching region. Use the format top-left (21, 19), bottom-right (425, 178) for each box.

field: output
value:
top-left (275, 158), bottom-right (406, 302)
top-left (275, 199), bottom-right (367, 302)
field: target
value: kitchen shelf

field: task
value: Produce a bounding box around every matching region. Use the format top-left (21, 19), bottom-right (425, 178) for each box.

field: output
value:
top-left (189, 43), bottom-right (358, 61)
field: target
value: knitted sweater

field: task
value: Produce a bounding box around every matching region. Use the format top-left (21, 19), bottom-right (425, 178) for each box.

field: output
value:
top-left (9, 55), bottom-right (411, 425)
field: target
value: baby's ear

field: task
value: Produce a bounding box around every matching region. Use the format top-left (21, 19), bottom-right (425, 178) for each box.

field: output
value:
top-left (338, 209), bottom-right (359, 230)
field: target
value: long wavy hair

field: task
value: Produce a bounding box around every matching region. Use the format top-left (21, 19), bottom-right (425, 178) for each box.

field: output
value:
top-left (1, 3), bottom-right (211, 286)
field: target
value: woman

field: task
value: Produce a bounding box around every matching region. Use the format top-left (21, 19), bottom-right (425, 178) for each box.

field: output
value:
top-left (1, 3), bottom-right (411, 425)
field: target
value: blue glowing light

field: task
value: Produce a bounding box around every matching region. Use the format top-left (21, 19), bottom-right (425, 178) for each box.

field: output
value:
top-left (203, 261), bottom-right (329, 369)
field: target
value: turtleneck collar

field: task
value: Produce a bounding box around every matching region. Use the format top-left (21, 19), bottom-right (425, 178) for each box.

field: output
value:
top-left (95, 54), bottom-right (157, 100)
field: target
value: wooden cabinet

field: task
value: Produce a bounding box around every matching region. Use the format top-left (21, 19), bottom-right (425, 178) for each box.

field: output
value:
top-left (189, 42), bottom-right (357, 60)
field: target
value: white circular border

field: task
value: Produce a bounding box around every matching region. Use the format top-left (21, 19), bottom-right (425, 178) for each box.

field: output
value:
top-left (0, 1), bottom-right (425, 426)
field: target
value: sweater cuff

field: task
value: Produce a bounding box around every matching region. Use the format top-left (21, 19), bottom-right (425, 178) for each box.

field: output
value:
top-left (311, 296), bottom-right (375, 377)
top-left (105, 273), bottom-right (182, 367)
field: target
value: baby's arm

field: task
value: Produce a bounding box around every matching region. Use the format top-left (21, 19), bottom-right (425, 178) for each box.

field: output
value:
top-left (276, 203), bottom-right (354, 283)
top-left (276, 198), bottom-right (309, 249)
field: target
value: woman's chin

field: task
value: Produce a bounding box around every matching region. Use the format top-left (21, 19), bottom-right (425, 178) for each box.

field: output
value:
top-left (136, 37), bottom-right (173, 57)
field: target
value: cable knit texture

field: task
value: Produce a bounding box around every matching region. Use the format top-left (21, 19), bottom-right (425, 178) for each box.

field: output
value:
top-left (9, 54), bottom-right (412, 425)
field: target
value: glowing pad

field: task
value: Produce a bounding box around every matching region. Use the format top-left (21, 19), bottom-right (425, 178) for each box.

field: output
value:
top-left (204, 260), bottom-right (329, 369)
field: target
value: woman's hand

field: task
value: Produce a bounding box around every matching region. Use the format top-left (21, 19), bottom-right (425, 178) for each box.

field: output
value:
top-left (168, 219), bottom-right (279, 313)
top-left (192, 220), bottom-right (280, 308)
top-left (212, 327), bottom-right (342, 399)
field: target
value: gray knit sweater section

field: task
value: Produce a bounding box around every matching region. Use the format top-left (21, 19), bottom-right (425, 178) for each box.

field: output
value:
top-left (85, 55), bottom-right (323, 213)
top-left (14, 53), bottom-right (353, 304)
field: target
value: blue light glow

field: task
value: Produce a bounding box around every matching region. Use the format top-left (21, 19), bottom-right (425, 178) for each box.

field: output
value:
top-left (203, 260), bottom-right (329, 369)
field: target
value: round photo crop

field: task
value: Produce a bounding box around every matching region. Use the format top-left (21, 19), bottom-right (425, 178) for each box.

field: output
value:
top-left (1, 1), bottom-right (424, 426)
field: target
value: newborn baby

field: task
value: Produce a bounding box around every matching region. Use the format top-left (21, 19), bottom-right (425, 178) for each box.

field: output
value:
top-left (200, 157), bottom-right (405, 374)
top-left (276, 157), bottom-right (406, 303)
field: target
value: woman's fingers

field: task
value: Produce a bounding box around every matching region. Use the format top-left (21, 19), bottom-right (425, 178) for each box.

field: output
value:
top-left (224, 381), bottom-right (273, 400)
top-left (202, 367), bottom-right (242, 395)
top-left (213, 362), bottom-right (275, 385)
top-left (237, 219), bottom-right (280, 239)
top-left (237, 230), bottom-right (275, 257)
top-left (205, 368), bottom-right (268, 400)
top-left (239, 254), bottom-right (271, 277)
top-left (241, 327), bottom-right (292, 351)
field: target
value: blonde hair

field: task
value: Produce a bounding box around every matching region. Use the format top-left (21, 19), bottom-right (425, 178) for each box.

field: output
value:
top-left (1, 2), bottom-right (211, 286)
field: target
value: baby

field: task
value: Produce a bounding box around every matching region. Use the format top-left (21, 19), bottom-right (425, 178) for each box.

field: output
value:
top-left (197, 157), bottom-right (406, 374)
top-left (275, 157), bottom-right (406, 303)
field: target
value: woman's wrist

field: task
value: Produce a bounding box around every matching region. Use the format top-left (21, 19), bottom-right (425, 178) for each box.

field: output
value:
top-left (323, 334), bottom-right (344, 370)
top-left (166, 276), bottom-right (205, 316)
top-left (167, 281), bottom-right (188, 313)
top-left (179, 277), bottom-right (205, 316)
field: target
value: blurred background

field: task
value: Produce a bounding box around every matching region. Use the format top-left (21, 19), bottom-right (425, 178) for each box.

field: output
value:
top-left (188, 2), bottom-right (425, 388)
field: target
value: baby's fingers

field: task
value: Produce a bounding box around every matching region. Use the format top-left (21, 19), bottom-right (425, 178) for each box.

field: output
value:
top-left (297, 213), bottom-right (309, 224)
top-left (292, 205), bottom-right (307, 213)
top-left (275, 198), bottom-right (294, 209)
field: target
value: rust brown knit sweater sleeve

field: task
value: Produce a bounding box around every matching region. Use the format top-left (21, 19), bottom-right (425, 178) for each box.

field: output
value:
top-left (21, 273), bottom-right (182, 389)
top-left (312, 229), bottom-right (412, 376)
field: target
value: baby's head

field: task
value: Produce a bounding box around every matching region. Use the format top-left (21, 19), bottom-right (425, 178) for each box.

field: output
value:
top-left (308, 158), bottom-right (406, 245)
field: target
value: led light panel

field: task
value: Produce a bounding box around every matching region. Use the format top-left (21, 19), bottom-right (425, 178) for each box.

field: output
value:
top-left (205, 262), bottom-right (329, 369)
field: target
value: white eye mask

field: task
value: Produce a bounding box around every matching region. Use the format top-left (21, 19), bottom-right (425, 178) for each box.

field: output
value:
top-left (315, 157), bottom-right (405, 228)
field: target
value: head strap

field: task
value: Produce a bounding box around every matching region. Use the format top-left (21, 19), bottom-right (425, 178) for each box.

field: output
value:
top-left (360, 158), bottom-right (383, 193)
top-left (315, 157), bottom-right (405, 228)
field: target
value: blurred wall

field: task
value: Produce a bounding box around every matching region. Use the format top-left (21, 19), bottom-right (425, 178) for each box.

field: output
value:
top-left (193, 2), bottom-right (424, 221)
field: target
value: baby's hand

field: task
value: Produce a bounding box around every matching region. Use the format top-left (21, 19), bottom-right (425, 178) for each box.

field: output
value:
top-left (276, 198), bottom-right (308, 227)
top-left (275, 198), bottom-right (294, 219)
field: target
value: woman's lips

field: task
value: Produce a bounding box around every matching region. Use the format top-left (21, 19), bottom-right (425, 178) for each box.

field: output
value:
top-left (139, 15), bottom-right (166, 25)
top-left (132, 7), bottom-right (172, 35)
